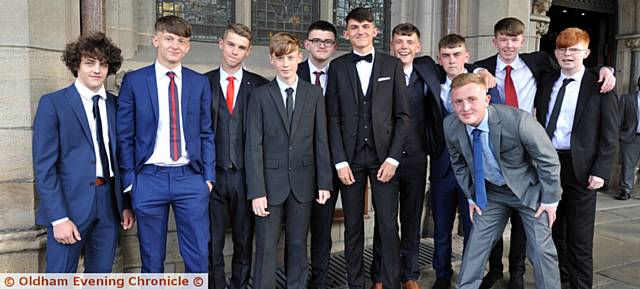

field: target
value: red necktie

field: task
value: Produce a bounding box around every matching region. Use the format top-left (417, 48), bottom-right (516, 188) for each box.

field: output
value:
top-left (167, 71), bottom-right (182, 161)
top-left (313, 70), bottom-right (323, 87)
top-left (504, 65), bottom-right (518, 107)
top-left (226, 76), bottom-right (235, 114)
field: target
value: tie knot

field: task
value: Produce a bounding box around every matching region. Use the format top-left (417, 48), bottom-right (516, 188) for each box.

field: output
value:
top-left (285, 87), bottom-right (294, 96)
top-left (472, 128), bottom-right (482, 138)
top-left (167, 71), bottom-right (176, 79)
top-left (92, 95), bottom-right (100, 104)
top-left (314, 70), bottom-right (324, 76)
top-left (352, 53), bottom-right (373, 63)
top-left (562, 78), bottom-right (574, 86)
top-left (505, 65), bottom-right (512, 73)
top-left (227, 76), bottom-right (235, 82)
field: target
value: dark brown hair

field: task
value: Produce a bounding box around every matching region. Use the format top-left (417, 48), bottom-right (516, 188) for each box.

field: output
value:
top-left (392, 23), bottom-right (420, 39)
top-left (155, 15), bottom-right (192, 38)
top-left (62, 32), bottom-right (122, 77)
top-left (438, 34), bottom-right (466, 50)
top-left (494, 17), bottom-right (525, 37)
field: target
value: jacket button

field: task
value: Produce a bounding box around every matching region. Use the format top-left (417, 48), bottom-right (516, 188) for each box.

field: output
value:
top-left (90, 181), bottom-right (95, 186)
top-left (288, 147), bottom-right (293, 151)
top-left (289, 167), bottom-right (292, 171)
top-left (90, 160), bottom-right (96, 164)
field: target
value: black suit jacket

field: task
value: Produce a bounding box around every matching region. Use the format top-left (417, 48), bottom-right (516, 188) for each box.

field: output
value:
top-left (619, 91), bottom-right (639, 144)
top-left (297, 59), bottom-right (312, 83)
top-left (245, 79), bottom-right (333, 205)
top-left (326, 51), bottom-right (411, 164)
top-left (205, 68), bottom-right (268, 133)
top-left (535, 68), bottom-right (618, 184)
top-left (413, 55), bottom-right (445, 157)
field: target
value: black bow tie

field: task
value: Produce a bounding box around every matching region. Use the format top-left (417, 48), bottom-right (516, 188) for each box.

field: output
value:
top-left (352, 53), bottom-right (373, 63)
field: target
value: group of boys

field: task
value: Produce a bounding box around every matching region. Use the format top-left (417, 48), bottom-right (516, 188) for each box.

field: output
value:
top-left (33, 6), bottom-right (618, 289)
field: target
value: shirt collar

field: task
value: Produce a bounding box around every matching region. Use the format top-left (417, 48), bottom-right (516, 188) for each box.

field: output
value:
top-left (497, 54), bottom-right (525, 72)
top-left (465, 108), bottom-right (490, 135)
top-left (155, 60), bottom-right (182, 80)
top-left (276, 76), bottom-right (299, 94)
top-left (308, 60), bottom-right (329, 74)
top-left (560, 66), bottom-right (585, 82)
top-left (74, 79), bottom-right (106, 101)
top-left (404, 65), bottom-right (414, 78)
top-left (446, 69), bottom-right (468, 83)
top-left (220, 67), bottom-right (243, 82)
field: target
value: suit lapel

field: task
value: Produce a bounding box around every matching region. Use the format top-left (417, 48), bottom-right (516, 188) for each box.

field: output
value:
top-left (456, 120), bottom-right (474, 169)
top-left (106, 94), bottom-right (117, 165)
top-left (370, 53), bottom-right (383, 99)
top-left (65, 85), bottom-right (94, 150)
top-left (290, 81), bottom-right (309, 138)
top-left (571, 71), bottom-right (594, 129)
top-left (539, 71), bottom-right (560, 125)
top-left (487, 107), bottom-right (502, 166)
top-left (267, 80), bottom-right (290, 134)
top-left (487, 55), bottom-right (498, 75)
top-left (181, 70), bottom-right (192, 124)
top-left (346, 59), bottom-right (359, 104)
top-left (210, 69), bottom-right (221, 130)
top-left (146, 70), bottom-right (159, 124)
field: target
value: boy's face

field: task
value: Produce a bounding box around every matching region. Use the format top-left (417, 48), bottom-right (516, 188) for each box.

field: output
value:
top-left (270, 49), bottom-right (302, 83)
top-left (77, 56), bottom-right (108, 92)
top-left (391, 33), bottom-right (421, 67)
top-left (304, 29), bottom-right (337, 64)
top-left (438, 45), bottom-right (469, 78)
top-left (555, 42), bottom-right (590, 75)
top-left (219, 31), bottom-right (251, 71)
top-left (153, 30), bottom-right (191, 68)
top-left (343, 19), bottom-right (378, 52)
top-left (492, 33), bottom-right (525, 64)
top-left (451, 82), bottom-right (490, 127)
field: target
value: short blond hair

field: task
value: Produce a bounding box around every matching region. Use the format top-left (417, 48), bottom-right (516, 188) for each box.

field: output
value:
top-left (269, 32), bottom-right (300, 57)
top-left (451, 73), bottom-right (487, 91)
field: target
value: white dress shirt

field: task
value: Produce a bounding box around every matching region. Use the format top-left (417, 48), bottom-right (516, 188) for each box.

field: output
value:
top-left (145, 60), bottom-right (190, 166)
top-left (53, 80), bottom-right (113, 226)
top-left (219, 67), bottom-right (244, 109)
top-left (276, 76), bottom-right (298, 108)
top-left (354, 48), bottom-right (375, 95)
top-left (496, 56), bottom-right (537, 113)
top-left (404, 65), bottom-right (413, 86)
top-left (308, 61), bottom-right (329, 95)
top-left (545, 68), bottom-right (586, 150)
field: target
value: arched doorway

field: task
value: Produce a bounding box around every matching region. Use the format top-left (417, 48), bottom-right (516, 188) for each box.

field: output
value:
top-left (539, 0), bottom-right (617, 67)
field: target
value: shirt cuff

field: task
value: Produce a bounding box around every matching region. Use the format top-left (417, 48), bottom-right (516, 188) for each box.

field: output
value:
top-left (384, 158), bottom-right (399, 167)
top-left (335, 162), bottom-right (349, 170)
top-left (52, 217), bottom-right (69, 226)
top-left (467, 199), bottom-right (476, 205)
top-left (540, 202), bottom-right (559, 208)
top-left (124, 184), bottom-right (132, 193)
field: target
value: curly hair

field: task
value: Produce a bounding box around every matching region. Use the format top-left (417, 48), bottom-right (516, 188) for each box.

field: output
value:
top-left (62, 32), bottom-right (123, 77)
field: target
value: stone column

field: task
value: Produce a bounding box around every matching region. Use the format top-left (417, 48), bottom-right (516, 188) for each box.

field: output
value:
top-left (442, 0), bottom-right (459, 35)
top-left (528, 0), bottom-right (552, 52)
top-left (81, 0), bottom-right (106, 34)
top-left (626, 37), bottom-right (640, 94)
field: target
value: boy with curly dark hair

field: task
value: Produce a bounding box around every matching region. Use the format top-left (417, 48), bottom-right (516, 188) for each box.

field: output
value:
top-left (33, 32), bottom-right (134, 272)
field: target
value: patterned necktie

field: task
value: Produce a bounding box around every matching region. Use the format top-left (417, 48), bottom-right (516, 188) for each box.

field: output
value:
top-left (92, 95), bottom-right (110, 177)
top-left (545, 78), bottom-right (574, 139)
top-left (504, 65), bottom-right (518, 107)
top-left (313, 70), bottom-right (324, 87)
top-left (167, 71), bottom-right (182, 161)
top-left (285, 87), bottom-right (294, 125)
top-left (472, 128), bottom-right (488, 209)
top-left (226, 76), bottom-right (235, 114)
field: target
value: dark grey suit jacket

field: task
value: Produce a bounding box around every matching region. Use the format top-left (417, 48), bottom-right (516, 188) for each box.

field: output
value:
top-left (619, 91), bottom-right (639, 144)
top-left (245, 79), bottom-right (333, 205)
top-left (444, 105), bottom-right (562, 209)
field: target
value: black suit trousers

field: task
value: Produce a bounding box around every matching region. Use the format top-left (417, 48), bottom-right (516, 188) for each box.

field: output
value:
top-left (341, 147), bottom-right (401, 289)
top-left (553, 152), bottom-right (597, 289)
top-left (209, 167), bottom-right (253, 289)
top-left (370, 152), bottom-right (427, 282)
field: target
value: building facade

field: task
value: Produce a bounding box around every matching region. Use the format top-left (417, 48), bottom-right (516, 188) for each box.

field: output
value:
top-left (0, 0), bottom-right (636, 272)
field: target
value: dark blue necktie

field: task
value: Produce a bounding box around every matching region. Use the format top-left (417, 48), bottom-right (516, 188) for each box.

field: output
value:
top-left (472, 128), bottom-right (488, 209)
top-left (92, 95), bottom-right (110, 178)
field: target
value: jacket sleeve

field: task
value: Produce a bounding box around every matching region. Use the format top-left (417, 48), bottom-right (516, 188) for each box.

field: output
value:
top-left (245, 89), bottom-right (266, 200)
top-left (387, 58), bottom-right (411, 161)
top-left (326, 61), bottom-right (347, 165)
top-left (117, 73), bottom-right (137, 190)
top-left (200, 77), bottom-right (216, 182)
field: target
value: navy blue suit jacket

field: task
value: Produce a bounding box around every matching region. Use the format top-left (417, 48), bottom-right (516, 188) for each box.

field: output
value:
top-left (117, 64), bottom-right (215, 189)
top-left (33, 84), bottom-right (128, 227)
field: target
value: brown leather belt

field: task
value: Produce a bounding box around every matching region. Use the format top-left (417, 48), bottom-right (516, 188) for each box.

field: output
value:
top-left (95, 177), bottom-right (107, 186)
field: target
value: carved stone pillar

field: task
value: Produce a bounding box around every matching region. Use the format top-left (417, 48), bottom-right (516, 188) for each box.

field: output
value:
top-left (80, 0), bottom-right (105, 34)
top-left (529, 0), bottom-right (552, 51)
top-left (442, 0), bottom-right (459, 35)
top-left (626, 37), bottom-right (640, 93)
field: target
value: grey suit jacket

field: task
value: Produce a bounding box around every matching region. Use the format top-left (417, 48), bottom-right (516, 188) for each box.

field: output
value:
top-left (245, 79), bottom-right (333, 205)
top-left (444, 105), bottom-right (562, 209)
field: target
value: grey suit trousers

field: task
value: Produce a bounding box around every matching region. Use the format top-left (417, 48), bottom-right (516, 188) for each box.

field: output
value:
top-left (620, 135), bottom-right (640, 194)
top-left (456, 183), bottom-right (560, 289)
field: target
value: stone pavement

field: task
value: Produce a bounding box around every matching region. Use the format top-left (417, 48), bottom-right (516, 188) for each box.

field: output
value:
top-left (416, 192), bottom-right (640, 289)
